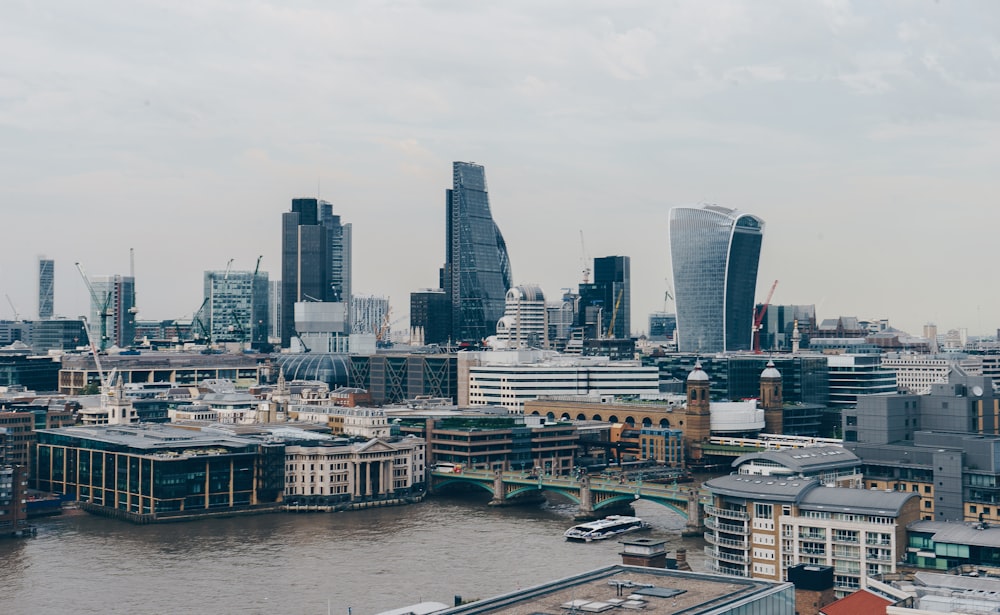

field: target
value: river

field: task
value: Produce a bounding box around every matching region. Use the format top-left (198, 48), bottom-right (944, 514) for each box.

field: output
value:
top-left (0, 492), bottom-right (707, 615)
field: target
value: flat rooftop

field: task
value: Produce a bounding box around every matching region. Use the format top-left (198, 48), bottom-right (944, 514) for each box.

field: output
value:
top-left (435, 565), bottom-right (789, 614)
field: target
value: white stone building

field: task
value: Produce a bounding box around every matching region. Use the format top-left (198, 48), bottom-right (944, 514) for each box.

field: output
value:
top-left (881, 353), bottom-right (982, 394)
top-left (284, 437), bottom-right (425, 501)
top-left (494, 285), bottom-right (548, 349)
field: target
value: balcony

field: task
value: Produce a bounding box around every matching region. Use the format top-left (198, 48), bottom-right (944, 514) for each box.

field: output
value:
top-left (705, 517), bottom-right (749, 535)
top-left (798, 532), bottom-right (826, 541)
top-left (705, 546), bottom-right (750, 564)
top-left (705, 505), bottom-right (750, 520)
top-left (832, 534), bottom-right (860, 545)
top-left (704, 532), bottom-right (748, 549)
top-left (799, 546), bottom-right (827, 556)
top-left (832, 548), bottom-right (860, 559)
top-left (706, 561), bottom-right (750, 578)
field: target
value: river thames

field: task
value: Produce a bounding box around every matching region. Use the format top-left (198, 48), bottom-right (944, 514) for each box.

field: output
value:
top-left (0, 492), bottom-right (707, 615)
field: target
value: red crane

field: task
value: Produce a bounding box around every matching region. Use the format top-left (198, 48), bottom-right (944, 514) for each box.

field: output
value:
top-left (752, 280), bottom-right (779, 354)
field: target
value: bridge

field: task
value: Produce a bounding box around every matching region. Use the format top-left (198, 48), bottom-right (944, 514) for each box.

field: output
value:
top-left (430, 468), bottom-right (704, 536)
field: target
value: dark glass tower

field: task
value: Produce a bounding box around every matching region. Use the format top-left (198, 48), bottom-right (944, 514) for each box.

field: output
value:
top-left (281, 198), bottom-right (332, 348)
top-left (442, 162), bottom-right (512, 343)
top-left (668, 205), bottom-right (764, 352)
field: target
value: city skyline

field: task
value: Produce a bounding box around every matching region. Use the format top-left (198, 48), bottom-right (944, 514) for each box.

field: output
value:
top-left (2, 2), bottom-right (1000, 336)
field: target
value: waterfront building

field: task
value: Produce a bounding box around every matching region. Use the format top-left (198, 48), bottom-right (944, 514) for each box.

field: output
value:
top-left (37, 258), bottom-right (54, 320)
top-left (409, 289), bottom-right (450, 346)
top-left (281, 198), bottom-right (352, 348)
top-left (442, 161), bottom-right (513, 344)
top-left (35, 424), bottom-right (285, 520)
top-left (880, 352), bottom-right (982, 394)
top-left (203, 269), bottom-right (269, 348)
top-left (462, 351), bottom-right (659, 414)
top-left (0, 464), bottom-right (28, 536)
top-left (58, 352), bottom-right (266, 395)
top-left (843, 368), bottom-right (1000, 523)
top-left (0, 404), bottom-right (73, 474)
top-left (668, 205), bottom-right (764, 353)
top-left (703, 473), bottom-right (918, 594)
top-left (494, 284), bottom-right (548, 349)
top-left (284, 436), bottom-right (425, 504)
top-left (87, 274), bottom-right (136, 348)
top-left (430, 564), bottom-right (795, 615)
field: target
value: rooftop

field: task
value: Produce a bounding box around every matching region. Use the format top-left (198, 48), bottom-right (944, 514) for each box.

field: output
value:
top-left (732, 445), bottom-right (859, 474)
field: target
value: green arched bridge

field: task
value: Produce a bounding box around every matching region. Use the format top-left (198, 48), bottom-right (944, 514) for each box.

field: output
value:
top-left (430, 468), bottom-right (704, 535)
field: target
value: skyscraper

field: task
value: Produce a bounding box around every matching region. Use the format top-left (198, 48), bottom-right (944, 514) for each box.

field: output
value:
top-left (280, 198), bottom-right (351, 348)
top-left (204, 270), bottom-right (269, 348)
top-left (668, 205), bottom-right (764, 352)
top-left (442, 162), bottom-right (512, 343)
top-left (88, 275), bottom-right (136, 349)
top-left (38, 258), bottom-right (54, 319)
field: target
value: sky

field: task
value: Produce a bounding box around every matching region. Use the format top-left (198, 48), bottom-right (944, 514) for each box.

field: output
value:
top-left (2, 0), bottom-right (999, 337)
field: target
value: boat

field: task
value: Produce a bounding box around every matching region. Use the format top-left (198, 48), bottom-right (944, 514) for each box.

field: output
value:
top-left (563, 515), bottom-right (649, 542)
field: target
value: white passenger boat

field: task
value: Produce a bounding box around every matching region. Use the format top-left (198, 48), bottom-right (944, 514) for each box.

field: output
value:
top-left (563, 515), bottom-right (649, 542)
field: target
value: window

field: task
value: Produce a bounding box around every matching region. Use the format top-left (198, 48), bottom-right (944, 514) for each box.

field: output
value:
top-left (755, 503), bottom-right (773, 519)
top-left (846, 416), bottom-right (858, 426)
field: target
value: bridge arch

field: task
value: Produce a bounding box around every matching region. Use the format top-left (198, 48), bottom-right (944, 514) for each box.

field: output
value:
top-left (594, 495), bottom-right (688, 518)
top-left (433, 478), bottom-right (495, 496)
top-left (505, 485), bottom-right (581, 504)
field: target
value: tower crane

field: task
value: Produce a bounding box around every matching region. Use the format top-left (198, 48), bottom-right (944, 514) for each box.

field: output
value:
top-left (75, 262), bottom-right (113, 352)
top-left (752, 279), bottom-right (779, 354)
top-left (249, 255), bottom-right (263, 348)
top-left (606, 288), bottom-right (625, 339)
top-left (5, 294), bottom-right (19, 320)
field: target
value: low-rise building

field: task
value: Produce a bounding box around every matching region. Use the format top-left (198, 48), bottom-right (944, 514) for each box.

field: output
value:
top-left (881, 352), bottom-right (983, 394)
top-left (289, 404), bottom-right (391, 439)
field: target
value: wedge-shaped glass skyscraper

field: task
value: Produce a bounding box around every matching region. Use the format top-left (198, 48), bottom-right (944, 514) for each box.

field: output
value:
top-left (669, 205), bottom-right (764, 353)
top-left (443, 162), bottom-right (512, 343)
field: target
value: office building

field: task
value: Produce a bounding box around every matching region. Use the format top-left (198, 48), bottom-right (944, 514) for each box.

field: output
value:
top-left (757, 305), bottom-right (816, 351)
top-left (351, 295), bottom-right (389, 338)
top-left (494, 284), bottom-right (548, 349)
top-left (409, 289), bottom-right (450, 346)
top-left (546, 291), bottom-right (579, 351)
top-left (38, 258), bottom-right (54, 320)
top-left (24, 318), bottom-right (87, 354)
top-left (442, 162), bottom-right (513, 343)
top-left (826, 354), bottom-right (897, 409)
top-left (88, 274), bottom-right (136, 348)
top-left (668, 205), bottom-right (764, 352)
top-left (648, 312), bottom-right (676, 341)
top-left (346, 352), bottom-right (458, 405)
top-left (881, 352), bottom-right (982, 394)
top-left (281, 198), bottom-right (351, 348)
top-left (203, 270), bottom-right (268, 348)
top-left (579, 256), bottom-right (630, 339)
top-left (268, 280), bottom-right (281, 342)
top-left (58, 352), bottom-right (266, 395)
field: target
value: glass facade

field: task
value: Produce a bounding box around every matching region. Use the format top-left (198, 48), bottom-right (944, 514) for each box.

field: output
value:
top-left (444, 162), bottom-right (512, 343)
top-left (668, 206), bottom-right (764, 352)
top-left (204, 270), bottom-right (269, 347)
top-left (38, 258), bottom-right (54, 320)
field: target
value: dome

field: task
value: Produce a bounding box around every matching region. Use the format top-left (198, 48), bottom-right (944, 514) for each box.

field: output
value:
top-left (761, 360), bottom-right (782, 380)
top-left (274, 353), bottom-right (351, 389)
top-left (687, 360), bottom-right (710, 382)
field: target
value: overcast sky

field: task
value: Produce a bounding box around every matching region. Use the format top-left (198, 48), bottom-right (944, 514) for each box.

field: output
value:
top-left (2, 1), bottom-right (999, 337)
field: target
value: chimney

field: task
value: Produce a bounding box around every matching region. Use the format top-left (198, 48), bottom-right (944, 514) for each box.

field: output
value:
top-left (620, 538), bottom-right (668, 569)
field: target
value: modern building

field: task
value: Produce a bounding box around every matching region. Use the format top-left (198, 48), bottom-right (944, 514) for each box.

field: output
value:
top-left (349, 352), bottom-right (458, 405)
top-left (24, 318), bottom-right (88, 354)
top-left (409, 289), bottom-right (450, 346)
top-left (546, 291), bottom-right (579, 351)
top-left (442, 161), bottom-right (512, 344)
top-left (578, 256), bottom-right (630, 339)
top-left (0, 352), bottom-right (61, 391)
top-left (843, 368), bottom-right (1000, 523)
top-left (881, 352), bottom-right (983, 394)
top-left (757, 305), bottom-right (816, 352)
top-left (351, 295), bottom-right (390, 337)
top-left (462, 351), bottom-right (659, 414)
top-left (203, 270), bottom-right (269, 348)
top-left (703, 473), bottom-right (918, 594)
top-left (58, 352), bottom-right (267, 395)
top-left (494, 284), bottom-right (548, 349)
top-left (668, 205), bottom-right (764, 353)
top-left (38, 258), bottom-right (54, 320)
top-left (648, 312), bottom-right (676, 341)
top-left (281, 198), bottom-right (351, 348)
top-left (87, 274), bottom-right (136, 349)
top-left (34, 424), bottom-right (285, 520)
top-left (826, 354), bottom-right (897, 409)
top-left (268, 280), bottom-right (281, 342)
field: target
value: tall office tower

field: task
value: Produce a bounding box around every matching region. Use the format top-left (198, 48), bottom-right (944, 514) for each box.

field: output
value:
top-left (410, 289), bottom-right (450, 345)
top-left (203, 270), bottom-right (269, 348)
top-left (495, 285), bottom-right (548, 349)
top-left (89, 275), bottom-right (136, 348)
top-left (668, 205), bottom-right (764, 353)
top-left (38, 258), bottom-right (54, 319)
top-left (351, 295), bottom-right (389, 336)
top-left (595, 256), bottom-right (630, 339)
top-left (281, 198), bottom-right (351, 348)
top-left (268, 280), bottom-right (282, 342)
top-left (442, 162), bottom-right (513, 343)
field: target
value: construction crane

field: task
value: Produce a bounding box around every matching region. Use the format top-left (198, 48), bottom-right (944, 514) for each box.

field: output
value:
top-left (79, 316), bottom-right (108, 394)
top-left (5, 294), bottom-right (19, 320)
top-left (606, 288), bottom-right (625, 339)
top-left (579, 230), bottom-right (591, 284)
top-left (752, 279), bottom-right (779, 354)
top-left (249, 255), bottom-right (263, 348)
top-left (192, 297), bottom-right (211, 343)
top-left (75, 262), bottom-right (113, 352)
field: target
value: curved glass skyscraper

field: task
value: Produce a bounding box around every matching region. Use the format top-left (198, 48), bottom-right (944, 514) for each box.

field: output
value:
top-left (443, 162), bottom-right (513, 343)
top-left (668, 205), bottom-right (764, 353)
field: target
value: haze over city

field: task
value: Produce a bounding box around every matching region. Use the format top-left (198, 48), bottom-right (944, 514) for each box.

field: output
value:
top-left (2, 1), bottom-right (998, 335)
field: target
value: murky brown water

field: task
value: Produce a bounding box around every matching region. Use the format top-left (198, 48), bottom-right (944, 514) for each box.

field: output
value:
top-left (0, 492), bottom-right (706, 615)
